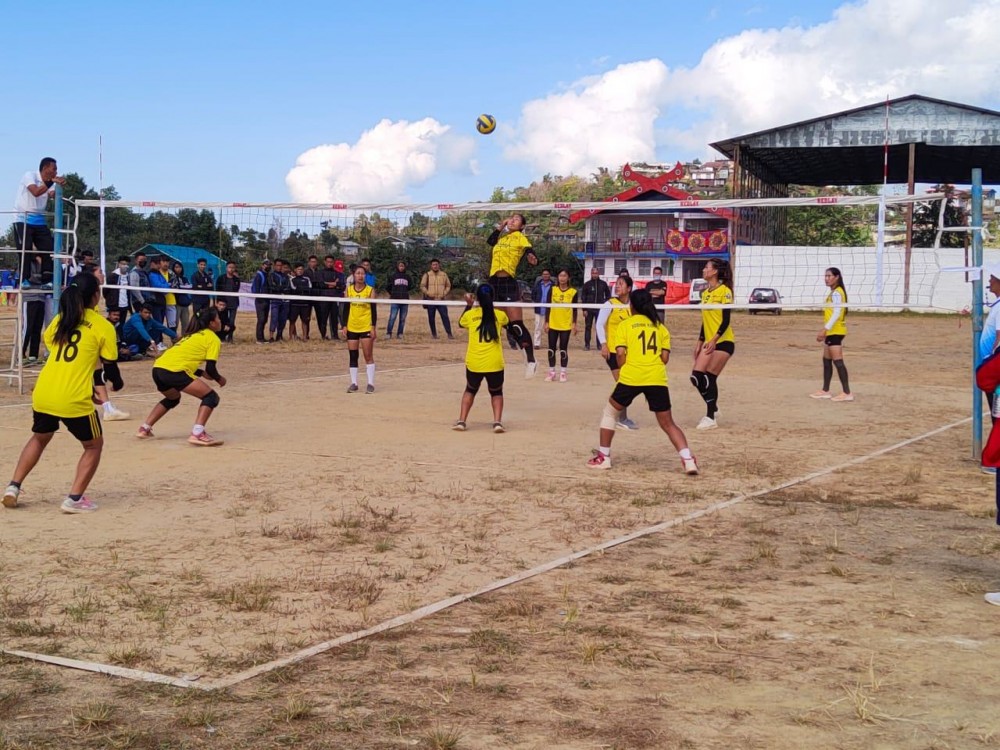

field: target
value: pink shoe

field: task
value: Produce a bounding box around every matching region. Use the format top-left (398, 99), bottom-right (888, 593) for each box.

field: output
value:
top-left (544, 371), bottom-right (556, 382)
top-left (136, 425), bottom-right (155, 439)
top-left (587, 452), bottom-right (611, 470)
top-left (188, 432), bottom-right (224, 446)
top-left (831, 393), bottom-right (855, 403)
top-left (61, 496), bottom-right (98, 514)
top-left (559, 372), bottom-right (568, 382)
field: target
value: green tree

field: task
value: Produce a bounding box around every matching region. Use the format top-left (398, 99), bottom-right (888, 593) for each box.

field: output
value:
top-left (786, 185), bottom-right (878, 246)
top-left (912, 184), bottom-right (965, 248)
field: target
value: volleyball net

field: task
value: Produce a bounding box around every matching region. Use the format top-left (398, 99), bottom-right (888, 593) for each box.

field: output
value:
top-left (67, 192), bottom-right (966, 313)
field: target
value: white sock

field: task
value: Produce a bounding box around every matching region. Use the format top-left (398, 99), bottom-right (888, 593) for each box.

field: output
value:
top-left (102, 401), bottom-right (114, 414)
top-left (141, 423), bottom-right (151, 431)
top-left (349, 367), bottom-right (358, 385)
top-left (599, 446), bottom-right (611, 457)
top-left (192, 424), bottom-right (206, 436)
top-left (679, 448), bottom-right (692, 460)
top-left (366, 363), bottom-right (375, 385)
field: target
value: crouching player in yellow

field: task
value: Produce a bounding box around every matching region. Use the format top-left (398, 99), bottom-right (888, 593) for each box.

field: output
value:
top-left (587, 289), bottom-right (698, 475)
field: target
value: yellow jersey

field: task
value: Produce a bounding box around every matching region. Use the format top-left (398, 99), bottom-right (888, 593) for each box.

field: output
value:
top-left (489, 231), bottom-right (532, 277)
top-left (613, 314), bottom-right (671, 387)
top-left (603, 297), bottom-right (630, 346)
top-left (345, 284), bottom-right (375, 333)
top-left (548, 286), bottom-right (577, 331)
top-left (700, 284), bottom-right (734, 343)
top-left (824, 286), bottom-right (847, 336)
top-left (162, 270), bottom-right (176, 306)
top-left (459, 308), bottom-right (510, 372)
top-left (155, 329), bottom-right (222, 377)
top-left (34, 308), bottom-right (118, 418)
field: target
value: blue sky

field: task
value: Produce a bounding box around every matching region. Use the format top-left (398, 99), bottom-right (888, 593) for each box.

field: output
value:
top-left (2, 0), bottom-right (996, 207)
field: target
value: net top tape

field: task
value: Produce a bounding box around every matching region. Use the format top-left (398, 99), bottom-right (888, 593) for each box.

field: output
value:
top-left (73, 194), bottom-right (943, 212)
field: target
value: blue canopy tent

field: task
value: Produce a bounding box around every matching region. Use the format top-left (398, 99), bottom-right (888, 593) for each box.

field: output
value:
top-left (132, 244), bottom-right (227, 278)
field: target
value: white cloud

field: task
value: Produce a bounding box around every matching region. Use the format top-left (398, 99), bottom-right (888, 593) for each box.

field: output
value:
top-left (507, 0), bottom-right (1000, 175)
top-left (286, 118), bottom-right (477, 203)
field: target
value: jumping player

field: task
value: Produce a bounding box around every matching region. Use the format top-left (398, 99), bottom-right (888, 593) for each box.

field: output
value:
top-left (595, 275), bottom-right (637, 430)
top-left (486, 213), bottom-right (538, 378)
top-left (587, 289), bottom-right (698, 474)
top-left (810, 266), bottom-right (853, 402)
top-left (3, 273), bottom-right (123, 513)
top-left (341, 265), bottom-right (377, 394)
top-left (453, 283), bottom-right (509, 433)
top-left (691, 258), bottom-right (735, 430)
top-left (544, 269), bottom-right (578, 382)
top-left (136, 307), bottom-right (227, 446)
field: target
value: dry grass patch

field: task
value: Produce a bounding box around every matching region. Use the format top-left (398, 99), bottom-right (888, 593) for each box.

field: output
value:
top-left (209, 577), bottom-right (278, 612)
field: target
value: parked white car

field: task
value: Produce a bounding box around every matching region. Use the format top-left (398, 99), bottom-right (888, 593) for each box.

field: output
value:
top-left (689, 278), bottom-right (708, 304)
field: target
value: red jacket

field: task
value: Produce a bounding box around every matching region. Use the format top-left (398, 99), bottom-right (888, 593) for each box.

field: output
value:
top-left (976, 350), bottom-right (1000, 467)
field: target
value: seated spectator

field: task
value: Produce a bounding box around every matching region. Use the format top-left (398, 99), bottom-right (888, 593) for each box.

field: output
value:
top-left (123, 303), bottom-right (179, 355)
top-left (214, 298), bottom-right (235, 341)
top-left (107, 308), bottom-right (142, 361)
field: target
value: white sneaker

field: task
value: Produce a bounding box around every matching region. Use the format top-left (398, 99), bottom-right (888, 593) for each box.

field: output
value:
top-left (3, 484), bottom-right (20, 508)
top-left (682, 456), bottom-right (700, 475)
top-left (986, 592), bottom-right (1000, 606)
top-left (103, 406), bottom-right (131, 422)
top-left (525, 362), bottom-right (538, 379)
top-left (156, 343), bottom-right (168, 352)
top-left (696, 416), bottom-right (718, 430)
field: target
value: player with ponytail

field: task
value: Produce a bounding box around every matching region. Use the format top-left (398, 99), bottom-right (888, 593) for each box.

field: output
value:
top-left (453, 283), bottom-right (509, 432)
top-left (691, 257), bottom-right (735, 430)
top-left (3, 273), bottom-right (123, 513)
top-left (137, 305), bottom-right (228, 446)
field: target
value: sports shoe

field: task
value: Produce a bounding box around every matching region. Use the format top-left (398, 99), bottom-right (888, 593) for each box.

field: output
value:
top-left (696, 416), bottom-right (718, 431)
top-left (156, 343), bottom-right (168, 352)
top-left (831, 393), bottom-right (855, 402)
top-left (135, 425), bottom-right (155, 439)
top-left (544, 371), bottom-right (556, 382)
top-left (61, 496), bottom-right (98, 514)
top-left (365, 384), bottom-right (375, 394)
top-left (346, 383), bottom-right (359, 393)
top-left (452, 421), bottom-right (467, 431)
top-left (103, 406), bottom-right (131, 422)
top-left (982, 466), bottom-right (997, 475)
top-left (492, 422), bottom-right (505, 434)
top-left (682, 456), bottom-right (700, 475)
top-left (2, 484), bottom-right (20, 509)
top-left (525, 362), bottom-right (538, 379)
top-left (615, 418), bottom-right (639, 431)
top-left (809, 390), bottom-right (832, 399)
top-left (188, 432), bottom-right (224, 447)
top-left (587, 452), bottom-right (611, 470)
top-left (559, 372), bottom-right (568, 383)
top-left (985, 592), bottom-right (1000, 606)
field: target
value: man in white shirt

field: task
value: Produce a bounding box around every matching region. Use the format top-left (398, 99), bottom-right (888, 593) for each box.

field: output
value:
top-left (13, 157), bottom-right (64, 287)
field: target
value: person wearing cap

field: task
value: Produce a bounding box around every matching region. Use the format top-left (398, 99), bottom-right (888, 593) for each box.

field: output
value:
top-left (251, 258), bottom-right (272, 344)
top-left (317, 255), bottom-right (345, 340)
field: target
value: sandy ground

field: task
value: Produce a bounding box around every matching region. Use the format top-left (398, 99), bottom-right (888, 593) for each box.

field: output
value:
top-left (1, 307), bottom-right (999, 749)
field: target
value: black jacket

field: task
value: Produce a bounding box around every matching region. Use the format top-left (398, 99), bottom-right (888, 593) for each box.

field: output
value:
top-left (388, 271), bottom-right (412, 300)
top-left (582, 278), bottom-right (611, 305)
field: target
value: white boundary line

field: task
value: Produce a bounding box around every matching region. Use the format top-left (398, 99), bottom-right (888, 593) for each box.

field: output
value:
top-left (0, 415), bottom-right (970, 689)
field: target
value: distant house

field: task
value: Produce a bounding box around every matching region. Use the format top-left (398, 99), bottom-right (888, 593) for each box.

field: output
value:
top-left (435, 236), bottom-right (468, 259)
top-left (132, 243), bottom-right (227, 277)
top-left (339, 240), bottom-right (365, 257)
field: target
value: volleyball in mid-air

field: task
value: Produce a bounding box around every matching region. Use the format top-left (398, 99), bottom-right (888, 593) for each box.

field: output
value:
top-left (476, 114), bottom-right (497, 135)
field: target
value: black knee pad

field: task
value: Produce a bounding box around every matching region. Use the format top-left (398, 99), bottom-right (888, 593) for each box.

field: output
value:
top-left (93, 369), bottom-right (107, 387)
top-left (689, 371), bottom-right (706, 390)
top-left (508, 322), bottom-right (525, 340)
top-left (159, 397), bottom-right (181, 411)
top-left (201, 390), bottom-right (220, 409)
top-left (349, 349), bottom-right (360, 367)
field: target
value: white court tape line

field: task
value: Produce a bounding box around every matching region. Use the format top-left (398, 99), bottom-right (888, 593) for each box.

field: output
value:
top-left (0, 362), bottom-right (464, 410)
top-left (1, 415), bottom-right (971, 689)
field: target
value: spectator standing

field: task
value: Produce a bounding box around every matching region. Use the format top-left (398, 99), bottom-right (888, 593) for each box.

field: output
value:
top-left (581, 268), bottom-right (611, 350)
top-left (105, 256), bottom-right (132, 321)
top-left (21, 255), bottom-right (46, 364)
top-left (267, 258), bottom-right (291, 342)
top-left (127, 252), bottom-right (151, 313)
top-left (215, 261), bottom-right (241, 343)
top-left (386, 260), bottom-right (412, 339)
top-left (13, 157), bottom-right (63, 287)
top-left (288, 262), bottom-right (313, 340)
top-left (420, 259), bottom-right (453, 339)
top-left (251, 258), bottom-right (271, 344)
top-left (645, 266), bottom-right (668, 322)
top-left (316, 256), bottom-right (345, 340)
top-left (171, 261), bottom-right (193, 333)
top-left (362, 258), bottom-right (376, 289)
top-left (146, 256), bottom-right (170, 336)
top-left (190, 258), bottom-right (214, 314)
top-left (531, 269), bottom-right (553, 348)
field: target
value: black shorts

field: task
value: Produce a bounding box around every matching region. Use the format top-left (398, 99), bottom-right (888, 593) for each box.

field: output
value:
top-left (715, 341), bottom-right (735, 355)
top-left (824, 335), bottom-right (845, 346)
top-left (152, 367), bottom-right (194, 393)
top-left (489, 275), bottom-right (520, 303)
top-left (466, 368), bottom-right (504, 394)
top-left (346, 330), bottom-right (371, 341)
top-left (289, 305), bottom-right (311, 324)
top-left (32, 410), bottom-right (102, 441)
top-left (611, 383), bottom-right (672, 413)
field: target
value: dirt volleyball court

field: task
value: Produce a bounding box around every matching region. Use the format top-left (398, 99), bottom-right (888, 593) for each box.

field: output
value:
top-left (1, 307), bottom-right (999, 749)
